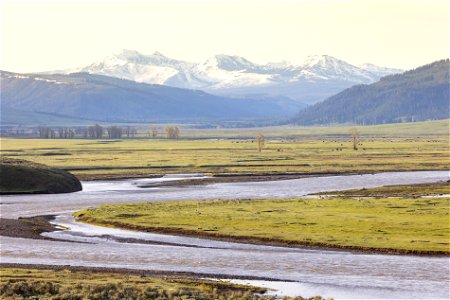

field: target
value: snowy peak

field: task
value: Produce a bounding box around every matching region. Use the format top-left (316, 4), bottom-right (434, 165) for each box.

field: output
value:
top-left (359, 63), bottom-right (404, 77)
top-left (301, 54), bottom-right (346, 68)
top-left (111, 49), bottom-right (181, 66)
top-left (298, 54), bottom-right (377, 82)
top-left (201, 54), bottom-right (259, 72)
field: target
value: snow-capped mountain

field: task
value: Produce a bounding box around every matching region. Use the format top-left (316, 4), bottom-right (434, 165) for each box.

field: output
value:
top-left (296, 55), bottom-right (378, 82)
top-left (55, 50), bottom-right (403, 104)
top-left (358, 63), bottom-right (405, 78)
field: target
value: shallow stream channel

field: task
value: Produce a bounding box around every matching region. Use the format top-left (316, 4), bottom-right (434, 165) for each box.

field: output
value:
top-left (1, 171), bottom-right (449, 299)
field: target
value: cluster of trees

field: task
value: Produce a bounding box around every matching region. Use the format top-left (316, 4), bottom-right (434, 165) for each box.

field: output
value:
top-left (36, 124), bottom-right (138, 139)
top-left (106, 126), bottom-right (123, 139)
top-left (38, 127), bottom-right (56, 139)
top-left (38, 127), bottom-right (75, 139)
top-left (87, 124), bottom-right (104, 139)
top-left (35, 125), bottom-right (181, 139)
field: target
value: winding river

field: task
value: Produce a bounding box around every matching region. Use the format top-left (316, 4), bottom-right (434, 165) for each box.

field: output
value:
top-left (1, 171), bottom-right (449, 299)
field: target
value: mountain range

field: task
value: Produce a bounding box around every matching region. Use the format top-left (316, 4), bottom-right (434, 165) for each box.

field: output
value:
top-left (293, 59), bottom-right (450, 125)
top-left (53, 49), bottom-right (403, 105)
top-left (1, 71), bottom-right (301, 124)
top-left (2, 52), bottom-right (446, 127)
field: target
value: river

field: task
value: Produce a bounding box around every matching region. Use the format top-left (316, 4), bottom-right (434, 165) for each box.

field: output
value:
top-left (1, 171), bottom-right (449, 299)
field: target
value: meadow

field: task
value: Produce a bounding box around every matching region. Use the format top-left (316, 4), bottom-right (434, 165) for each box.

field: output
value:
top-left (74, 183), bottom-right (449, 255)
top-left (315, 181), bottom-right (450, 197)
top-left (0, 120), bottom-right (448, 180)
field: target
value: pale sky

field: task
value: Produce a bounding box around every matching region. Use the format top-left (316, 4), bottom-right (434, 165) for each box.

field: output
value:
top-left (1, 0), bottom-right (448, 72)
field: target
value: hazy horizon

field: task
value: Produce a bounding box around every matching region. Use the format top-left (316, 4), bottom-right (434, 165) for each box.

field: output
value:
top-left (1, 0), bottom-right (448, 73)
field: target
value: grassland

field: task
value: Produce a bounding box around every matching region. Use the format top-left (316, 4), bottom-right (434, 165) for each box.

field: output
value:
top-left (1, 267), bottom-right (295, 300)
top-left (181, 119), bottom-right (450, 138)
top-left (315, 181), bottom-right (450, 197)
top-left (1, 121), bottom-right (448, 180)
top-left (74, 183), bottom-right (450, 255)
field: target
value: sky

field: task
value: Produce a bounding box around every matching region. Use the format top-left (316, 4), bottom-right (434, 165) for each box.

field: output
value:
top-left (1, 0), bottom-right (448, 72)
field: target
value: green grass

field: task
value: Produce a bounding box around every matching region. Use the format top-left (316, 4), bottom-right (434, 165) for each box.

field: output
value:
top-left (0, 267), bottom-right (286, 300)
top-left (74, 183), bottom-right (450, 254)
top-left (315, 182), bottom-right (450, 197)
top-left (1, 130), bottom-right (449, 180)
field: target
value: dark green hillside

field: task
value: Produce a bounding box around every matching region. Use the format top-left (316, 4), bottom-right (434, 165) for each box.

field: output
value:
top-left (293, 59), bottom-right (449, 125)
top-left (0, 157), bottom-right (82, 194)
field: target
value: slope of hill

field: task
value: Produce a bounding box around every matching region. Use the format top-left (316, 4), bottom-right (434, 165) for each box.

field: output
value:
top-left (0, 157), bottom-right (82, 194)
top-left (52, 50), bottom-right (402, 105)
top-left (1, 71), bottom-right (305, 124)
top-left (293, 59), bottom-right (450, 125)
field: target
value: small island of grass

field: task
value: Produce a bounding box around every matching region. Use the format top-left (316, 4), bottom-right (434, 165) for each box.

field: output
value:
top-left (74, 183), bottom-right (449, 255)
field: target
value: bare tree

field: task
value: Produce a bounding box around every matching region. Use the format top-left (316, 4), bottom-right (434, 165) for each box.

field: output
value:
top-left (87, 126), bottom-right (95, 138)
top-left (130, 128), bottom-right (137, 138)
top-left (80, 127), bottom-right (88, 139)
top-left (106, 126), bottom-right (123, 139)
top-left (94, 124), bottom-right (103, 139)
top-left (87, 124), bottom-right (104, 139)
top-left (164, 126), bottom-right (180, 139)
top-left (38, 126), bottom-right (50, 138)
top-left (49, 129), bottom-right (56, 139)
top-left (149, 127), bottom-right (158, 138)
top-left (256, 133), bottom-right (265, 152)
top-left (124, 126), bottom-right (130, 138)
top-left (349, 127), bottom-right (359, 150)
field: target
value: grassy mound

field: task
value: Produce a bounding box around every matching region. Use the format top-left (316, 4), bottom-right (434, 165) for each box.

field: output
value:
top-left (0, 157), bottom-right (82, 194)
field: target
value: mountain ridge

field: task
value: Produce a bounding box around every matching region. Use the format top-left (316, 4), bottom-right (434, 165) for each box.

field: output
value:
top-left (50, 50), bottom-right (403, 105)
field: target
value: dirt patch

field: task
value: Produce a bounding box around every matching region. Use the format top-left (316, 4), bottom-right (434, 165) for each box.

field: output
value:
top-left (137, 171), bottom-right (365, 188)
top-left (0, 215), bottom-right (60, 240)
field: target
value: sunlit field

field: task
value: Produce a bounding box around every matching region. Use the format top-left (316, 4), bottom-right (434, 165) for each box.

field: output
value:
top-left (75, 183), bottom-right (450, 254)
top-left (1, 132), bottom-right (448, 180)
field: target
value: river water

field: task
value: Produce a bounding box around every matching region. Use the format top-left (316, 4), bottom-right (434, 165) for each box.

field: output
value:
top-left (1, 171), bottom-right (449, 299)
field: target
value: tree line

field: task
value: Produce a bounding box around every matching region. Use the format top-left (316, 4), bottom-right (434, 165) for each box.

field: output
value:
top-left (37, 125), bottom-right (181, 139)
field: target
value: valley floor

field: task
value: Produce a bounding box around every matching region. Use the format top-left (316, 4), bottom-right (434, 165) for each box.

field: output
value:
top-left (1, 134), bottom-right (449, 181)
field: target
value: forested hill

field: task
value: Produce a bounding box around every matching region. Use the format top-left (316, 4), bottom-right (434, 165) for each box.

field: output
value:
top-left (293, 59), bottom-right (449, 125)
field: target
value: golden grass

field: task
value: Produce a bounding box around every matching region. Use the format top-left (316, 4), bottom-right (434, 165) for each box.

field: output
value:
top-left (1, 135), bottom-right (448, 180)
